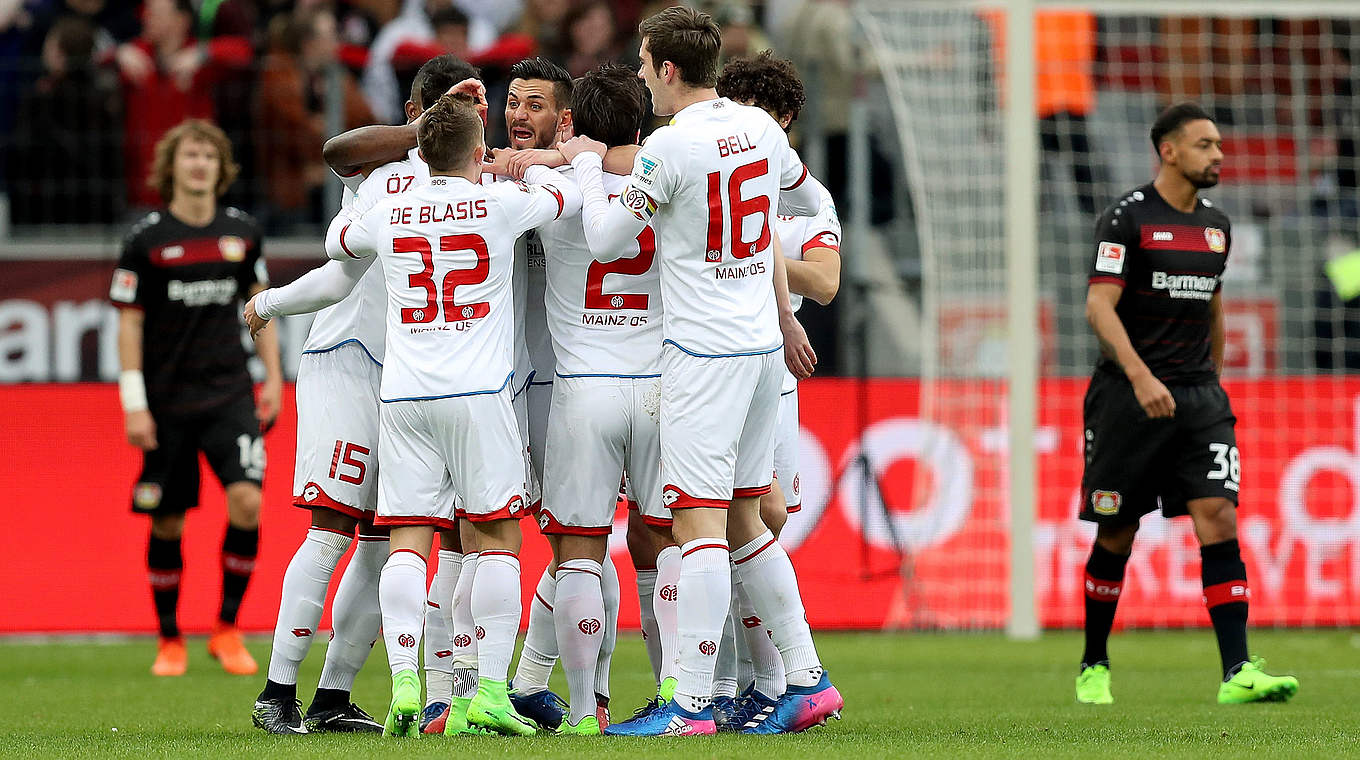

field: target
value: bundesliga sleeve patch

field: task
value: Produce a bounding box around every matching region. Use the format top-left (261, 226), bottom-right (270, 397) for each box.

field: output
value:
top-left (632, 153), bottom-right (662, 190)
top-left (110, 268), bottom-right (139, 302)
top-left (620, 187), bottom-right (658, 221)
top-left (1094, 241), bottom-right (1126, 274)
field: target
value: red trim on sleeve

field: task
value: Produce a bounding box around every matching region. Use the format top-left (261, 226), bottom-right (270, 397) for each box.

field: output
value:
top-left (733, 484), bottom-right (772, 499)
top-left (339, 224), bottom-right (358, 258)
top-left (335, 166), bottom-right (363, 178)
top-left (802, 233), bottom-right (840, 255)
top-left (543, 184), bottom-right (565, 219)
top-left (1088, 275), bottom-right (1125, 286)
top-left (782, 164), bottom-right (809, 191)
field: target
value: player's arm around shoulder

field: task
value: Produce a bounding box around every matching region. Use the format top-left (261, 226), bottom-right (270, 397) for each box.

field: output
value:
top-left (787, 198), bottom-right (843, 306)
top-left (326, 201), bottom-right (387, 262)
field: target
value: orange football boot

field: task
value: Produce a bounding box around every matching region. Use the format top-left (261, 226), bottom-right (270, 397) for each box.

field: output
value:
top-left (151, 637), bottom-right (188, 676)
top-left (207, 624), bottom-right (258, 675)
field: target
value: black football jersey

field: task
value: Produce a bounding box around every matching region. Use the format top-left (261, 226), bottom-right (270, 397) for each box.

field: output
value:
top-left (110, 207), bottom-right (267, 417)
top-left (1088, 183), bottom-right (1231, 386)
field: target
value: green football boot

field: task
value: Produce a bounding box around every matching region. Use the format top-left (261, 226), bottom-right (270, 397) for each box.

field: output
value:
top-left (383, 670), bottom-right (422, 737)
top-left (1075, 663), bottom-right (1113, 704)
top-left (556, 715), bottom-right (602, 736)
top-left (1217, 658), bottom-right (1299, 704)
top-left (467, 678), bottom-right (538, 736)
top-left (443, 695), bottom-right (489, 736)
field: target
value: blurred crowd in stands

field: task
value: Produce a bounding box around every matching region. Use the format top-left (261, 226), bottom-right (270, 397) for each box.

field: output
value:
top-left (0, 0), bottom-right (806, 231)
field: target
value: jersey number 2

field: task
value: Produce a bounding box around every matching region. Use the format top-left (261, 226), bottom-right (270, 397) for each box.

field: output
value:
top-left (705, 159), bottom-right (771, 262)
top-left (584, 226), bottom-right (656, 310)
top-left (394, 234), bottom-right (491, 324)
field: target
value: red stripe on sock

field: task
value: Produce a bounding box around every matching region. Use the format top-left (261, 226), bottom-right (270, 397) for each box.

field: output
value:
top-left (534, 592), bottom-right (554, 612)
top-left (682, 543), bottom-right (728, 558)
top-left (1083, 572), bottom-right (1122, 602)
top-left (560, 566), bottom-right (602, 580)
top-left (732, 538), bottom-right (777, 565)
top-left (309, 525), bottom-right (353, 539)
top-left (480, 550), bottom-right (518, 559)
top-left (1203, 580), bottom-right (1250, 608)
top-left (389, 548), bottom-right (427, 563)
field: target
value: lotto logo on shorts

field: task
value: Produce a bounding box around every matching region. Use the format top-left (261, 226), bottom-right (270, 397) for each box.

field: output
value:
top-left (1091, 490), bottom-right (1122, 515)
top-left (397, 633), bottom-right (416, 648)
top-left (454, 634), bottom-right (472, 647)
top-left (302, 484), bottom-right (320, 502)
top-left (133, 483), bottom-right (162, 509)
top-left (538, 513), bottom-right (550, 530)
top-left (291, 628), bottom-right (312, 638)
top-left (578, 618), bottom-right (601, 635)
top-left (659, 584), bottom-right (678, 602)
top-left (474, 626), bottom-right (485, 640)
top-left (698, 640), bottom-right (717, 656)
top-left (661, 489), bottom-right (680, 506)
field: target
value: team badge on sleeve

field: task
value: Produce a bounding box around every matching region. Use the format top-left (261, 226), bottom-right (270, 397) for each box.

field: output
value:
top-left (110, 268), bottom-right (139, 303)
top-left (1095, 241), bottom-right (1126, 274)
top-left (621, 187), bottom-right (658, 221)
top-left (1204, 227), bottom-right (1226, 253)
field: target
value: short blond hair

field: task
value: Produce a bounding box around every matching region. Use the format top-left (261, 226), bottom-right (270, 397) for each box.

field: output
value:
top-left (417, 94), bottom-right (484, 171)
top-left (147, 119), bottom-right (240, 202)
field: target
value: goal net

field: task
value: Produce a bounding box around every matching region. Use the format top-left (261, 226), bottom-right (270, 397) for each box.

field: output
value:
top-left (850, 0), bottom-right (1360, 630)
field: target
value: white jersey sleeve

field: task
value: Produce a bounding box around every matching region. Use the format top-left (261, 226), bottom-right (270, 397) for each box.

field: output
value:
top-left (774, 186), bottom-right (840, 391)
top-left (775, 146), bottom-right (826, 217)
top-left (489, 166), bottom-right (581, 237)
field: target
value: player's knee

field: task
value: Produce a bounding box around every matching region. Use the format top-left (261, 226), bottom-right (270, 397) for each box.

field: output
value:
top-left (759, 487), bottom-right (788, 538)
top-left (1189, 497), bottom-right (1237, 543)
top-left (725, 497), bottom-right (766, 546)
top-left (225, 483), bottom-right (262, 527)
top-left (626, 511), bottom-right (657, 567)
top-left (472, 517), bottom-right (523, 553)
top-left (311, 508), bottom-right (357, 535)
top-left (149, 513), bottom-right (185, 540)
top-left (1095, 522), bottom-right (1138, 555)
top-left (558, 534), bottom-right (607, 564)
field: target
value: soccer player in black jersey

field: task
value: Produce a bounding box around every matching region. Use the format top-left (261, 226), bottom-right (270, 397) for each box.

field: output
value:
top-left (111, 119), bottom-right (282, 677)
top-left (1075, 103), bottom-right (1298, 705)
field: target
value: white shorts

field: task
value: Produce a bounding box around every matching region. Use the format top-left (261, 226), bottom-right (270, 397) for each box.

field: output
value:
top-left (293, 343), bottom-right (382, 519)
top-left (659, 345), bottom-right (782, 509)
top-left (376, 388), bottom-right (527, 530)
top-left (773, 388), bottom-right (801, 512)
top-left (540, 375), bottom-right (669, 534)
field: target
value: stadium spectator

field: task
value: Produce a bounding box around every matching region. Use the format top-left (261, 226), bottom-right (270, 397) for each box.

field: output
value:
top-left (256, 6), bottom-right (375, 230)
top-left (696, 0), bottom-right (770, 64)
top-left (8, 13), bottom-right (122, 224)
top-left (451, 0), bottom-right (523, 51)
top-left (107, 0), bottom-right (251, 212)
top-left (556, 0), bottom-right (619, 77)
top-left (516, 0), bottom-right (569, 56)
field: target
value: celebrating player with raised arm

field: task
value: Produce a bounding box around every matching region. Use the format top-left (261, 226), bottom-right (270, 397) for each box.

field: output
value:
top-left (557, 7), bottom-right (840, 736)
top-left (1075, 103), bottom-right (1297, 706)
top-left (325, 94), bottom-right (580, 737)
top-left (245, 56), bottom-right (481, 736)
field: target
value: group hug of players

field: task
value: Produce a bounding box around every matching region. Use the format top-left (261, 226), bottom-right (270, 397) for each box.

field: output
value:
top-left (242, 7), bottom-right (840, 737)
top-left (112, 4), bottom-right (1304, 743)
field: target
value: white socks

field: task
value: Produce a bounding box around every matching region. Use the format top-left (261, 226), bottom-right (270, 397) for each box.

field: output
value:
top-left (513, 566), bottom-right (558, 693)
top-left (730, 531), bottom-right (821, 687)
top-left (423, 549), bottom-right (461, 706)
top-left (596, 554), bottom-right (620, 702)
top-left (673, 539), bottom-right (730, 712)
top-left (318, 536), bottom-right (386, 691)
top-left (379, 549), bottom-right (428, 676)
top-left (470, 551), bottom-right (522, 683)
top-left (734, 574), bottom-right (786, 697)
top-left (449, 552), bottom-right (479, 698)
top-left (654, 545), bottom-right (681, 686)
top-left (713, 612), bottom-right (739, 699)
top-left (635, 567), bottom-right (662, 683)
top-left (266, 528), bottom-right (350, 685)
top-left (554, 559), bottom-right (605, 725)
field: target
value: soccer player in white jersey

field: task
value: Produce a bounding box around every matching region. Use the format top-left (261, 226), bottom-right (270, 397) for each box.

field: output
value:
top-left (324, 94), bottom-right (580, 737)
top-left (557, 6), bottom-right (842, 736)
top-left (244, 56), bottom-right (478, 736)
top-left (710, 51), bottom-right (843, 731)
top-left (504, 63), bottom-right (662, 736)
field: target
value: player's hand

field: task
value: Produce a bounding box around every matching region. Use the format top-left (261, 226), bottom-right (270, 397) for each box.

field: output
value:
top-left (780, 312), bottom-right (818, 379)
top-left (1131, 372), bottom-right (1175, 419)
top-left (559, 135), bottom-right (606, 163)
top-left (485, 147), bottom-right (518, 177)
top-left (508, 148), bottom-right (566, 179)
top-left (125, 409), bottom-right (158, 451)
top-left (243, 294), bottom-right (270, 339)
top-left (257, 379), bottom-right (282, 433)
top-left (166, 45), bottom-right (204, 91)
top-left (114, 43), bottom-right (154, 85)
top-left (444, 77), bottom-right (488, 124)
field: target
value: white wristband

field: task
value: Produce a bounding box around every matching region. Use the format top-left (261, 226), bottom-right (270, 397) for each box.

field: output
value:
top-left (119, 369), bottom-right (149, 413)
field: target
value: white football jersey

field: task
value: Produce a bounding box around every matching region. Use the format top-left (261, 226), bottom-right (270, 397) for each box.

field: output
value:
top-left (329, 171), bottom-right (572, 401)
top-left (628, 98), bottom-right (810, 357)
top-left (540, 168), bottom-right (662, 378)
top-left (479, 171), bottom-right (555, 393)
top-left (304, 150), bottom-right (431, 362)
top-left (773, 187), bottom-right (841, 391)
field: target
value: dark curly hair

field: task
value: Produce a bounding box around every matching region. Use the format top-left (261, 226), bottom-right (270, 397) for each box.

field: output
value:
top-left (715, 50), bottom-right (806, 129)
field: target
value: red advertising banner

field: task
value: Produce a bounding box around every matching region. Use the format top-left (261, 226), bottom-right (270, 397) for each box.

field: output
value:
top-left (3, 378), bottom-right (1358, 633)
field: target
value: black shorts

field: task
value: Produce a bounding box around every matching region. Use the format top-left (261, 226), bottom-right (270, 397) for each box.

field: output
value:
top-left (131, 395), bottom-right (265, 515)
top-left (1079, 371), bottom-right (1239, 525)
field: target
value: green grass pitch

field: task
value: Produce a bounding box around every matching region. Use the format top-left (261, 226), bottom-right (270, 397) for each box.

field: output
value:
top-left (3, 630), bottom-right (1357, 759)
